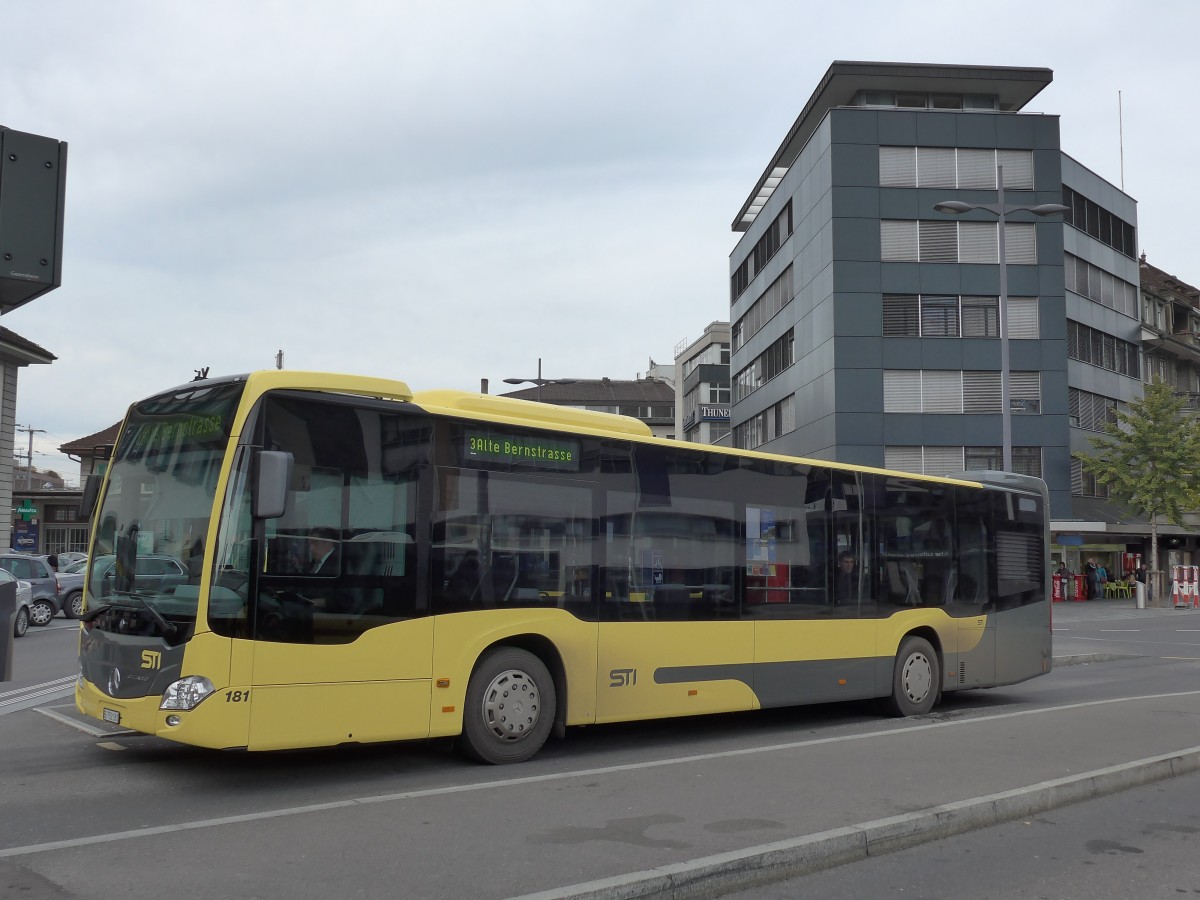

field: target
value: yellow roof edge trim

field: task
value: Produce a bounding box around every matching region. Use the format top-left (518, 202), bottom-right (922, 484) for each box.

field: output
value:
top-left (243, 370), bottom-right (414, 403)
top-left (412, 389), bottom-right (653, 438)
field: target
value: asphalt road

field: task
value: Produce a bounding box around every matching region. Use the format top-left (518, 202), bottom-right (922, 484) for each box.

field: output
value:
top-left (3, 600), bottom-right (1200, 899)
top-left (727, 767), bottom-right (1200, 899)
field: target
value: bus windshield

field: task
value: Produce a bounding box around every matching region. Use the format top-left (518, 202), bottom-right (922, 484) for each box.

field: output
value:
top-left (85, 381), bottom-right (244, 641)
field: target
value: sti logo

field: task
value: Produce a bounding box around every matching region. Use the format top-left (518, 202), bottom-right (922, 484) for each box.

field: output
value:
top-left (609, 668), bottom-right (637, 688)
top-left (140, 650), bottom-right (162, 670)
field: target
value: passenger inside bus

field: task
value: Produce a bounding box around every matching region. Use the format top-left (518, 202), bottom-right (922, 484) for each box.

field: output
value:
top-left (834, 552), bottom-right (858, 605)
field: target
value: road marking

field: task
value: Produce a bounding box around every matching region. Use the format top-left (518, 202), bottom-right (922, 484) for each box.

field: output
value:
top-left (1161, 657), bottom-right (1200, 661)
top-left (4, 687), bottom-right (1200, 860)
top-left (1099, 629), bottom-right (1139, 632)
top-left (0, 677), bottom-right (75, 715)
top-left (97, 742), bottom-right (126, 751)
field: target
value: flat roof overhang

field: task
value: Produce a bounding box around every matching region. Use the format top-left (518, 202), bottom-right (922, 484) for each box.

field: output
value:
top-left (733, 61), bottom-right (1054, 231)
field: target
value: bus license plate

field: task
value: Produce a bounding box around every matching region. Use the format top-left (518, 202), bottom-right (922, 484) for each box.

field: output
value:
top-left (102, 708), bottom-right (121, 725)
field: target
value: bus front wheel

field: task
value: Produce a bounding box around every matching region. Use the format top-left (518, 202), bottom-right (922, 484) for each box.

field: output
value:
top-left (886, 636), bottom-right (939, 717)
top-left (461, 647), bottom-right (556, 765)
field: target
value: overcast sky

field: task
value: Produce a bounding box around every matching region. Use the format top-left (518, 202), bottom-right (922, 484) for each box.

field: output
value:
top-left (3, 0), bottom-right (1197, 484)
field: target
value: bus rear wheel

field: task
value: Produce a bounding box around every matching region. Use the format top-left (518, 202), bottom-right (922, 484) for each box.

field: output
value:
top-left (461, 647), bottom-right (555, 765)
top-left (886, 636), bottom-right (939, 717)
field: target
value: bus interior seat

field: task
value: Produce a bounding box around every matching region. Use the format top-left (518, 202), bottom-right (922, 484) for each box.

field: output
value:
top-left (887, 562), bottom-right (922, 606)
top-left (490, 554), bottom-right (519, 603)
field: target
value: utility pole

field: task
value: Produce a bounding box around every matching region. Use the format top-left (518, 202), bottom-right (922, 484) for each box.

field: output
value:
top-left (15, 424), bottom-right (46, 489)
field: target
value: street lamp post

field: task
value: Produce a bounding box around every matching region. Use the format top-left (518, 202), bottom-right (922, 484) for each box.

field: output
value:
top-left (934, 165), bottom-right (1067, 472)
top-left (503, 358), bottom-right (575, 403)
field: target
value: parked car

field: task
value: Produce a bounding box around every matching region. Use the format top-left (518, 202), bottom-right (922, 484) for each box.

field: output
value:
top-left (53, 551), bottom-right (88, 568)
top-left (89, 555), bottom-right (188, 598)
top-left (55, 566), bottom-right (86, 619)
top-left (0, 554), bottom-right (60, 626)
top-left (1, 568), bottom-right (33, 637)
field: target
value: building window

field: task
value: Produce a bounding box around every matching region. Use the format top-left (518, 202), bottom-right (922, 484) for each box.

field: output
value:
top-left (886, 445), bottom-right (1042, 478)
top-left (1070, 458), bottom-right (1110, 498)
top-left (883, 294), bottom-right (1037, 338)
top-left (734, 331), bottom-right (794, 402)
top-left (733, 267), bottom-right (793, 351)
top-left (733, 395), bottom-right (795, 450)
top-left (881, 220), bottom-right (1036, 264)
top-left (856, 92), bottom-right (998, 111)
top-left (1065, 253), bottom-right (1138, 318)
top-left (1062, 186), bottom-right (1136, 258)
top-left (1069, 387), bottom-right (1119, 431)
top-left (879, 147), bottom-right (1034, 190)
top-left (681, 342), bottom-right (731, 379)
top-left (1067, 320), bottom-right (1139, 378)
top-left (884, 370), bottom-right (1040, 414)
top-left (731, 201), bottom-right (793, 303)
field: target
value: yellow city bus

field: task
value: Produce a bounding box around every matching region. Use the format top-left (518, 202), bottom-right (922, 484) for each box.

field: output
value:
top-left (76, 370), bottom-right (1051, 763)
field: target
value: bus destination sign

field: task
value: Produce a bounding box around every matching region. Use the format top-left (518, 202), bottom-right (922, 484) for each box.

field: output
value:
top-left (465, 431), bottom-right (581, 471)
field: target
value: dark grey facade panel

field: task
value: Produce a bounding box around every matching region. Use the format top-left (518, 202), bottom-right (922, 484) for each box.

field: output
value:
top-left (993, 113), bottom-right (1039, 149)
top-left (882, 414), bottom-right (926, 444)
top-left (953, 113), bottom-right (998, 148)
top-left (831, 185), bottom-right (881, 219)
top-left (1009, 341), bottom-right (1050, 370)
top-left (831, 216), bottom-right (880, 262)
top-left (1038, 339), bottom-right (1070, 374)
top-left (914, 112), bottom-right (958, 146)
top-left (828, 108), bottom-right (879, 145)
top-left (834, 336), bottom-right (884, 367)
top-left (834, 412), bottom-right (884, 445)
top-left (832, 259), bottom-right (882, 293)
top-left (881, 338), bottom-right (922, 367)
top-left (919, 340), bottom-right (966, 370)
top-left (958, 339), bottom-right (1001, 368)
top-left (829, 142), bottom-right (879, 188)
top-left (1040, 370), bottom-right (1070, 415)
top-left (879, 188), bottom-right (921, 219)
top-left (834, 292), bottom-right (882, 336)
top-left (832, 368), bottom-right (882, 411)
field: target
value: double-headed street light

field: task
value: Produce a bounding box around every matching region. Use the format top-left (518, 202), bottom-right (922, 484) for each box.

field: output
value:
top-left (934, 165), bottom-right (1067, 473)
top-left (503, 358), bottom-right (575, 403)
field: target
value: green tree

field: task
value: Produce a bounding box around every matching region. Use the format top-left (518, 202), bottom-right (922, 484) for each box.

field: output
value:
top-left (1076, 380), bottom-right (1200, 598)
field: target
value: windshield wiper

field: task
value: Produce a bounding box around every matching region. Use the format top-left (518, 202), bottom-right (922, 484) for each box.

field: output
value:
top-left (83, 592), bottom-right (177, 638)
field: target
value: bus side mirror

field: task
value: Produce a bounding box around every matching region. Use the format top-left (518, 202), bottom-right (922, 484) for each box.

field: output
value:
top-left (253, 451), bottom-right (293, 519)
top-left (79, 474), bottom-right (102, 521)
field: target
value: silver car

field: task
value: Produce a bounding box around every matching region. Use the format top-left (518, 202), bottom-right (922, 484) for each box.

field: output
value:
top-left (0, 554), bottom-right (59, 626)
top-left (1, 568), bottom-right (33, 637)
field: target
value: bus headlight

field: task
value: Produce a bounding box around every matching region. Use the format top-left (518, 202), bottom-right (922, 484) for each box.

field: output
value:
top-left (160, 676), bottom-right (216, 711)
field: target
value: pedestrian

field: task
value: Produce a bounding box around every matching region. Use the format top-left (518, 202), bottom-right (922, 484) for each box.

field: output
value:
top-left (1085, 558), bottom-right (1100, 600)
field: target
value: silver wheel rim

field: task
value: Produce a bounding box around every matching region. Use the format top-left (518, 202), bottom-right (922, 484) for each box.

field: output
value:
top-left (70, 595), bottom-right (84, 617)
top-left (15, 610), bottom-right (27, 636)
top-left (30, 602), bottom-right (53, 626)
top-left (901, 652), bottom-right (932, 704)
top-left (480, 668), bottom-right (541, 742)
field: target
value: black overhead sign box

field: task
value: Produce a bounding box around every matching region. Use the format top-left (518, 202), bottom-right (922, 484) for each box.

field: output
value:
top-left (0, 127), bottom-right (67, 314)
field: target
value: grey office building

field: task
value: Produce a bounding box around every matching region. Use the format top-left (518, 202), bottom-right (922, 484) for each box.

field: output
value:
top-left (728, 61), bottom-right (1152, 566)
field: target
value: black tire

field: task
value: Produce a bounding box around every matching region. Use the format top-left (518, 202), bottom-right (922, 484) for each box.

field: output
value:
top-left (63, 591), bottom-right (85, 619)
top-left (13, 606), bottom-right (29, 637)
top-left (29, 598), bottom-right (55, 627)
top-left (885, 635), bottom-right (940, 717)
top-left (460, 647), bottom-right (556, 765)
